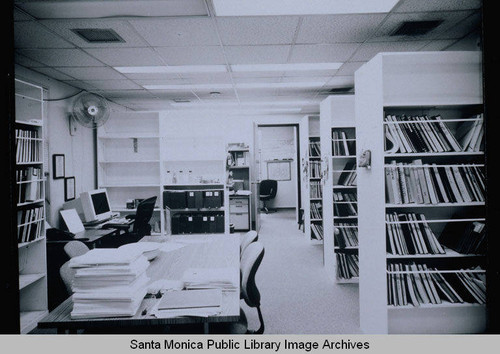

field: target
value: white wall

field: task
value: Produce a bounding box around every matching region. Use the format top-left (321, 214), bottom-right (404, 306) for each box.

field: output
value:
top-left (162, 109), bottom-right (303, 209)
top-left (258, 126), bottom-right (297, 208)
top-left (14, 65), bottom-right (125, 228)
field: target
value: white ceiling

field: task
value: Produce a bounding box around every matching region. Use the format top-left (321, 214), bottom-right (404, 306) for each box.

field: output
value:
top-left (13, 0), bottom-right (482, 113)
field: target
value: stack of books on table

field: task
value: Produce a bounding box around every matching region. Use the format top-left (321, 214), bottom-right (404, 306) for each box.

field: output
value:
top-left (69, 248), bottom-right (150, 319)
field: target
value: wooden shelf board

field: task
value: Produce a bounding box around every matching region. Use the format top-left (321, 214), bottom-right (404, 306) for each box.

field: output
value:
top-left (333, 185), bottom-right (357, 189)
top-left (385, 152), bottom-right (484, 158)
top-left (19, 273), bottom-right (45, 290)
top-left (16, 120), bottom-right (43, 127)
top-left (17, 199), bottom-right (44, 207)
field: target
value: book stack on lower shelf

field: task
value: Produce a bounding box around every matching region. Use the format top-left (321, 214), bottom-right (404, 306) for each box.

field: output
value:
top-left (387, 264), bottom-right (485, 307)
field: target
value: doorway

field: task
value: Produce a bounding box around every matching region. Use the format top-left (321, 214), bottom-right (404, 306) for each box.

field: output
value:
top-left (254, 124), bottom-right (301, 227)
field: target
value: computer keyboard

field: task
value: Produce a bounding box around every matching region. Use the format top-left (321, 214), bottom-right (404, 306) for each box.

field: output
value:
top-left (103, 217), bottom-right (129, 225)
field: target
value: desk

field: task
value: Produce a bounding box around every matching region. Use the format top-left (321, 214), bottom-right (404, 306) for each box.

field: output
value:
top-left (38, 234), bottom-right (240, 333)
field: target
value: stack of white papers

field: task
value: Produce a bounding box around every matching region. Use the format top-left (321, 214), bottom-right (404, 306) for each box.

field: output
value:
top-left (152, 289), bottom-right (223, 318)
top-left (182, 267), bottom-right (239, 291)
top-left (69, 248), bottom-right (149, 319)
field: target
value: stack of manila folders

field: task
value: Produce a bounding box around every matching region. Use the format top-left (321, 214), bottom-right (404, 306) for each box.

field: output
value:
top-left (151, 267), bottom-right (239, 318)
top-left (68, 246), bottom-right (153, 319)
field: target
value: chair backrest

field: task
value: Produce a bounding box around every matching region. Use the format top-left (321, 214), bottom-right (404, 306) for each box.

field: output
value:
top-left (240, 230), bottom-right (258, 256)
top-left (260, 180), bottom-right (278, 198)
top-left (60, 260), bottom-right (76, 294)
top-left (132, 196), bottom-right (157, 236)
top-left (240, 241), bottom-right (265, 308)
top-left (64, 240), bottom-right (90, 259)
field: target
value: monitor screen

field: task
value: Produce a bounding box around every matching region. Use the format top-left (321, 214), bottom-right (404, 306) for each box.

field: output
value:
top-left (91, 191), bottom-right (111, 215)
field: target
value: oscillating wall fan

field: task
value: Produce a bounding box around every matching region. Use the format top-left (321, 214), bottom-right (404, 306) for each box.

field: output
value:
top-left (71, 92), bottom-right (110, 129)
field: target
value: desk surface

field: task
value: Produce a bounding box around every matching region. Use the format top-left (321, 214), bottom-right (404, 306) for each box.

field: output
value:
top-left (38, 234), bottom-right (240, 331)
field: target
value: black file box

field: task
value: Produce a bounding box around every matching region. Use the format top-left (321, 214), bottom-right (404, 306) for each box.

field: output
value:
top-left (203, 190), bottom-right (223, 208)
top-left (208, 215), bottom-right (217, 233)
top-left (186, 191), bottom-right (204, 209)
top-left (171, 214), bottom-right (181, 234)
top-left (164, 191), bottom-right (186, 209)
top-left (193, 214), bottom-right (203, 233)
top-left (215, 213), bottom-right (225, 233)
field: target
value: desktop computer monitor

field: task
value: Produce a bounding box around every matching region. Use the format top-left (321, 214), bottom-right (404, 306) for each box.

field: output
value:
top-left (80, 188), bottom-right (112, 223)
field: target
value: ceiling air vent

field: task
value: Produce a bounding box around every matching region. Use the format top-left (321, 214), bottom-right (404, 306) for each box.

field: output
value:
top-left (71, 28), bottom-right (125, 43)
top-left (391, 20), bottom-right (443, 36)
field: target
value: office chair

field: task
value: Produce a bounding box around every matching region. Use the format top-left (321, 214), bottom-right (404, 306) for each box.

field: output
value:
top-left (60, 260), bottom-right (75, 294)
top-left (64, 240), bottom-right (90, 259)
top-left (213, 241), bottom-right (265, 334)
top-left (106, 196), bottom-right (157, 247)
top-left (259, 180), bottom-right (277, 214)
top-left (240, 230), bottom-right (258, 256)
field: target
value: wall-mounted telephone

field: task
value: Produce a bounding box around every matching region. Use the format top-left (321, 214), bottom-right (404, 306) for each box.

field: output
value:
top-left (46, 228), bottom-right (75, 241)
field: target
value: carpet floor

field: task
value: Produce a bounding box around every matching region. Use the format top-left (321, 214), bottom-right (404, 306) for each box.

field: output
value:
top-left (241, 209), bottom-right (361, 334)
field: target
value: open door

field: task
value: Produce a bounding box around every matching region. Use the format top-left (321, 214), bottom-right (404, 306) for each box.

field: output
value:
top-left (251, 122), bottom-right (261, 232)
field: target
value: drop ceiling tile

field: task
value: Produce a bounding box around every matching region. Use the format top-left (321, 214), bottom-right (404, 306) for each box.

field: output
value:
top-left (61, 80), bottom-right (98, 91)
top-left (280, 76), bottom-right (331, 84)
top-left (350, 41), bottom-right (429, 61)
top-left (231, 71), bottom-right (284, 78)
top-left (32, 67), bottom-right (75, 81)
top-left (194, 89), bottom-right (237, 100)
top-left (101, 90), bottom-right (158, 99)
top-left (132, 78), bottom-right (190, 86)
top-left (368, 11), bottom-right (476, 42)
top-left (296, 14), bottom-right (386, 44)
top-left (15, 21), bottom-right (74, 49)
top-left (128, 18), bottom-right (220, 46)
top-left (283, 69), bottom-right (338, 77)
top-left (17, 48), bottom-right (105, 67)
top-left (40, 19), bottom-right (151, 48)
top-left (335, 62), bottom-right (366, 76)
top-left (179, 72), bottom-right (233, 84)
top-left (445, 30), bottom-right (482, 51)
top-left (82, 80), bottom-right (142, 90)
top-left (233, 77), bottom-right (282, 84)
top-left (435, 12), bottom-right (482, 40)
top-left (289, 44), bottom-right (360, 63)
top-left (14, 8), bottom-right (33, 21)
top-left (14, 52), bottom-right (45, 67)
top-left (225, 45), bottom-right (291, 64)
top-left (125, 72), bottom-right (183, 80)
top-left (419, 40), bottom-right (456, 51)
top-left (395, 0), bottom-right (482, 13)
top-left (56, 67), bottom-right (125, 80)
top-left (84, 47), bottom-right (165, 66)
top-left (151, 91), bottom-right (199, 101)
top-left (326, 76), bottom-right (355, 87)
top-left (236, 88), bottom-right (279, 98)
top-left (155, 46), bottom-right (226, 65)
top-left (216, 16), bottom-right (300, 45)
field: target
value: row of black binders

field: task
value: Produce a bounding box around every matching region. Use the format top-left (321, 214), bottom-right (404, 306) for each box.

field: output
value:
top-left (164, 190), bottom-right (224, 209)
top-left (171, 213), bottom-right (224, 234)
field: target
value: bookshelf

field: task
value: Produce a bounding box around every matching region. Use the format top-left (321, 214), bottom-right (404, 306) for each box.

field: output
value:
top-left (15, 78), bottom-right (48, 334)
top-left (160, 127), bottom-right (229, 235)
top-left (227, 143), bottom-right (252, 231)
top-left (300, 115), bottom-right (323, 243)
top-left (355, 51), bottom-right (486, 334)
top-left (320, 95), bottom-right (358, 283)
top-left (97, 112), bottom-right (162, 234)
